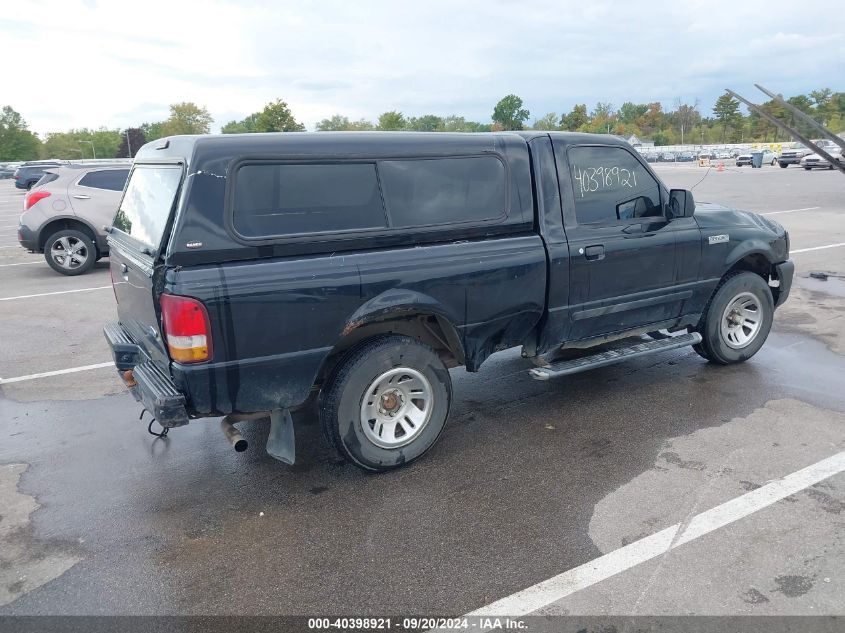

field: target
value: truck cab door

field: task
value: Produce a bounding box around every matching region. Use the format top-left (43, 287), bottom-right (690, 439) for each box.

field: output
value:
top-left (553, 142), bottom-right (685, 341)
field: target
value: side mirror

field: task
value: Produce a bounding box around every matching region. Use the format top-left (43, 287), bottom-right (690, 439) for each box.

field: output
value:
top-left (669, 189), bottom-right (695, 219)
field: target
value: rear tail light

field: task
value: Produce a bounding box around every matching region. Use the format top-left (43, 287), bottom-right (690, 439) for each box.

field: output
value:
top-left (24, 190), bottom-right (50, 210)
top-left (160, 293), bottom-right (213, 363)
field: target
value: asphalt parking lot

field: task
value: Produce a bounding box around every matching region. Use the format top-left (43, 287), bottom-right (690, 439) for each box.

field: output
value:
top-left (0, 163), bottom-right (844, 621)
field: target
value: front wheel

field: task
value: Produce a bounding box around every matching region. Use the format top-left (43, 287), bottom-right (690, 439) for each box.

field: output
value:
top-left (320, 335), bottom-right (452, 471)
top-left (693, 272), bottom-right (774, 364)
top-left (779, 162), bottom-right (788, 168)
top-left (804, 167), bottom-right (811, 171)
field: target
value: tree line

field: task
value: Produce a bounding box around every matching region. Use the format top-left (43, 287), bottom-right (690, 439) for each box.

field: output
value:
top-left (1, 89), bottom-right (843, 162)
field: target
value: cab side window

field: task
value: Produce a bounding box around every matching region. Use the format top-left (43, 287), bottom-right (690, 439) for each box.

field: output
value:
top-left (568, 146), bottom-right (661, 224)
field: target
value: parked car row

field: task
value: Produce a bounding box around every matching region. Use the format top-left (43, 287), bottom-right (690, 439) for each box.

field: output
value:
top-left (0, 162), bottom-right (22, 179)
top-left (642, 148), bottom-right (744, 162)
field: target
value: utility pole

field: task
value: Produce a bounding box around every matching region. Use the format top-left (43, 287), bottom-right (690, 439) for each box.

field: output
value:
top-left (125, 130), bottom-right (132, 158)
top-left (80, 140), bottom-right (96, 159)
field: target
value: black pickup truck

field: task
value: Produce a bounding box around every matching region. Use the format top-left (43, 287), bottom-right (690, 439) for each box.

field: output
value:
top-left (104, 131), bottom-right (793, 471)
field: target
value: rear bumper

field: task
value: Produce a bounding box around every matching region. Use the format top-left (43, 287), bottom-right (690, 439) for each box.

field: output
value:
top-left (104, 322), bottom-right (189, 427)
top-left (774, 260), bottom-right (794, 307)
top-left (17, 224), bottom-right (38, 251)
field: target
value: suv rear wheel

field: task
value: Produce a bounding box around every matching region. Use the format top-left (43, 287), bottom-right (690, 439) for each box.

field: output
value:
top-left (320, 335), bottom-right (452, 471)
top-left (693, 271), bottom-right (774, 364)
top-left (44, 229), bottom-right (96, 276)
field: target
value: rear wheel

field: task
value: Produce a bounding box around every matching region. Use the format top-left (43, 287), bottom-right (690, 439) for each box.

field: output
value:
top-left (693, 272), bottom-right (774, 364)
top-left (320, 335), bottom-right (452, 471)
top-left (44, 229), bottom-right (96, 276)
top-left (804, 167), bottom-right (811, 171)
top-left (779, 162), bottom-right (788, 168)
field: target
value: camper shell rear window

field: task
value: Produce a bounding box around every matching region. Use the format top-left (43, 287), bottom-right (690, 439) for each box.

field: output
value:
top-left (112, 164), bottom-right (183, 250)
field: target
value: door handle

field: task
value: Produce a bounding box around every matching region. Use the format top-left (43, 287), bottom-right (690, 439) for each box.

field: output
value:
top-left (622, 223), bottom-right (643, 234)
top-left (72, 194), bottom-right (91, 200)
top-left (583, 245), bottom-right (605, 261)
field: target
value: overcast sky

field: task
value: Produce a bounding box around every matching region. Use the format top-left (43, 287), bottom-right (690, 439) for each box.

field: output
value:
top-left (2, 0), bottom-right (843, 136)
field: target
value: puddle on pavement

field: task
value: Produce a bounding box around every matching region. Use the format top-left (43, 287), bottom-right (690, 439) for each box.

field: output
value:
top-left (798, 275), bottom-right (845, 298)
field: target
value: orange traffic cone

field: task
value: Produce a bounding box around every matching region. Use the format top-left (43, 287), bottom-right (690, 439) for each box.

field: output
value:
top-left (717, 162), bottom-right (724, 172)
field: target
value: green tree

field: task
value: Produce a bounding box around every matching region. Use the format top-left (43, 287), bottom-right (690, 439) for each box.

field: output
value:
top-left (407, 114), bottom-right (443, 132)
top-left (221, 113), bottom-right (260, 134)
top-left (440, 116), bottom-right (490, 132)
top-left (0, 106), bottom-right (41, 161)
top-left (672, 99), bottom-right (700, 145)
top-left (316, 115), bottom-right (375, 131)
top-left (140, 121), bottom-right (166, 141)
top-left (316, 114), bottom-right (351, 131)
top-left (713, 94), bottom-right (741, 142)
top-left (115, 128), bottom-right (147, 158)
top-left (160, 102), bottom-right (213, 136)
top-left (492, 94), bottom-right (529, 130)
top-left (652, 131), bottom-right (671, 146)
top-left (42, 128), bottom-right (121, 160)
top-left (531, 112), bottom-right (559, 130)
top-left (376, 111), bottom-right (407, 131)
top-left (253, 99), bottom-right (305, 132)
top-left (560, 104), bottom-right (588, 131)
top-left (617, 102), bottom-right (648, 125)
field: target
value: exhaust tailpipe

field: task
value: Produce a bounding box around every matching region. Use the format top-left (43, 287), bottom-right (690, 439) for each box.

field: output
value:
top-left (220, 417), bottom-right (248, 452)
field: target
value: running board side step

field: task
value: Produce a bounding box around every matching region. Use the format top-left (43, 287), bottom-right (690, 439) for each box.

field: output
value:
top-left (529, 332), bottom-right (702, 381)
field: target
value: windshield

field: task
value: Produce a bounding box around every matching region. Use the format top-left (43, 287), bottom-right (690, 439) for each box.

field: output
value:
top-left (112, 164), bottom-right (182, 251)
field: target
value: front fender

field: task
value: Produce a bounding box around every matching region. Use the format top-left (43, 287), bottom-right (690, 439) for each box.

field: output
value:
top-left (724, 240), bottom-right (778, 269)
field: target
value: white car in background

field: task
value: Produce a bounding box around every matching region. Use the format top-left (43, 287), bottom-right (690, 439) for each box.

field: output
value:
top-left (800, 148), bottom-right (844, 170)
top-left (735, 149), bottom-right (778, 167)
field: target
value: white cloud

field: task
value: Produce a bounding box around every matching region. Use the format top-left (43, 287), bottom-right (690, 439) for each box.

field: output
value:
top-left (0, 0), bottom-right (842, 135)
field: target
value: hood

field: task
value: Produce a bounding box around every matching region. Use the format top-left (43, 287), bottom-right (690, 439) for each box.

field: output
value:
top-left (693, 202), bottom-right (757, 228)
top-left (694, 202), bottom-right (785, 233)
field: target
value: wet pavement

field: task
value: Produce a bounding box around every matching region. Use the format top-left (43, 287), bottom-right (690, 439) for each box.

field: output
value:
top-left (0, 166), bottom-right (844, 618)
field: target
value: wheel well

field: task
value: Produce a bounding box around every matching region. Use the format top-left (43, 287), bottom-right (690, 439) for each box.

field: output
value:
top-left (727, 253), bottom-right (772, 281)
top-left (316, 312), bottom-right (465, 386)
top-left (726, 253), bottom-right (779, 300)
top-left (38, 219), bottom-right (98, 253)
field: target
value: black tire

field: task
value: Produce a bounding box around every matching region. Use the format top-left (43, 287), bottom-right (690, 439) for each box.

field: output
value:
top-left (693, 271), bottom-right (774, 365)
top-left (44, 229), bottom-right (96, 276)
top-left (26, 180), bottom-right (35, 190)
top-left (319, 335), bottom-right (452, 471)
top-left (779, 162), bottom-right (788, 168)
top-left (804, 167), bottom-right (811, 171)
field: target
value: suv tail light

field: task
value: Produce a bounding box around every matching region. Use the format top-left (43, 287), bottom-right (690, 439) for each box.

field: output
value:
top-left (160, 294), bottom-right (213, 363)
top-left (24, 190), bottom-right (50, 210)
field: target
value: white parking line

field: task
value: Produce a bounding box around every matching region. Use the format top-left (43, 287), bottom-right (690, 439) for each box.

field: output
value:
top-left (761, 206), bottom-right (820, 215)
top-left (0, 261), bottom-right (41, 267)
top-left (792, 242), bottom-right (845, 254)
top-left (0, 286), bottom-right (111, 301)
top-left (467, 450), bottom-right (845, 618)
top-left (0, 361), bottom-right (115, 385)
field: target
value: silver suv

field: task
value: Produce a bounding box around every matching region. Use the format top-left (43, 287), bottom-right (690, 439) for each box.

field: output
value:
top-left (18, 164), bottom-right (130, 275)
